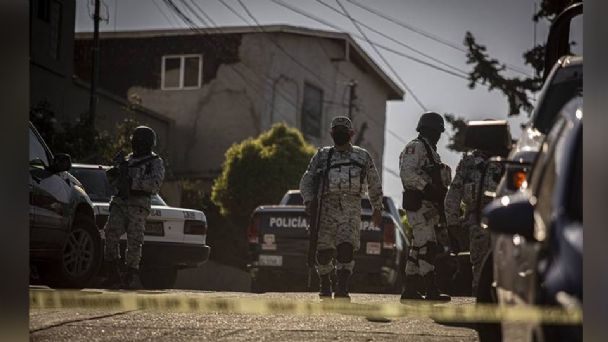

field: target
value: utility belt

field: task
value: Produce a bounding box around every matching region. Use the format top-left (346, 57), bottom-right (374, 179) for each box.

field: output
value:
top-left (402, 189), bottom-right (444, 211)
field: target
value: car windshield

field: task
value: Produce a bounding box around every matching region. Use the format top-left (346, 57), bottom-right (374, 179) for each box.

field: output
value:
top-left (70, 167), bottom-right (114, 202)
top-left (71, 167), bottom-right (168, 206)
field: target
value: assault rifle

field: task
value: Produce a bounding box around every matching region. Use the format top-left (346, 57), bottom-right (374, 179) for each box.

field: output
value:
top-left (306, 148), bottom-right (334, 289)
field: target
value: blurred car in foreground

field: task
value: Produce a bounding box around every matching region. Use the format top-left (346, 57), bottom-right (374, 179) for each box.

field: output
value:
top-left (29, 122), bottom-right (102, 288)
top-left (483, 96), bottom-right (582, 342)
top-left (70, 164), bottom-right (211, 289)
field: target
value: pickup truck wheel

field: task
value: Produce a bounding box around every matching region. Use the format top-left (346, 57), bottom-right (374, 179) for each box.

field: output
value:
top-left (140, 267), bottom-right (178, 289)
top-left (49, 214), bottom-right (102, 288)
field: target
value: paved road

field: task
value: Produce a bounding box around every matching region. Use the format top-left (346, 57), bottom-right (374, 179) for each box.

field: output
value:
top-left (30, 291), bottom-right (479, 341)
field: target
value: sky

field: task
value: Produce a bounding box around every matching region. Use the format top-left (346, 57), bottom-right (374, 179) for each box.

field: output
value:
top-left (75, 0), bottom-right (582, 206)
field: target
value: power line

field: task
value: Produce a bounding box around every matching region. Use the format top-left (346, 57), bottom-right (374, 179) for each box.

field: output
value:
top-left (165, 0), bottom-right (411, 148)
top-left (161, 0), bottom-right (295, 123)
top-left (217, 0), bottom-right (253, 25)
top-left (335, 0), bottom-right (427, 111)
top-left (345, 0), bottom-right (533, 77)
top-left (152, 0), bottom-right (179, 27)
top-left (270, 0), bottom-right (474, 82)
top-left (174, 0), bottom-right (310, 124)
top-left (315, 0), bottom-right (470, 78)
top-left (236, 0), bottom-right (331, 85)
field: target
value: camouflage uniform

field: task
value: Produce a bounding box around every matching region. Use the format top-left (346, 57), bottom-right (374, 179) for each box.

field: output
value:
top-left (300, 145), bottom-right (383, 276)
top-left (444, 150), bottom-right (501, 292)
top-left (399, 137), bottom-right (451, 277)
top-left (104, 153), bottom-right (165, 269)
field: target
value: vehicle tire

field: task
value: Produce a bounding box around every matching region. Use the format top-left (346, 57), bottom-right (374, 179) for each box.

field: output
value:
top-left (140, 267), bottom-right (178, 289)
top-left (49, 214), bottom-right (102, 288)
top-left (476, 254), bottom-right (502, 342)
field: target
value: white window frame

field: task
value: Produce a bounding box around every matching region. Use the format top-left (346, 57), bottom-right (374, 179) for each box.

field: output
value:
top-left (161, 54), bottom-right (203, 90)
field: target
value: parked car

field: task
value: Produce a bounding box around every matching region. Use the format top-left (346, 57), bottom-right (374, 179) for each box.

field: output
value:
top-left (69, 163), bottom-right (211, 289)
top-left (483, 95), bottom-right (582, 341)
top-left (248, 190), bottom-right (407, 293)
top-left (29, 122), bottom-right (102, 288)
top-left (471, 4), bottom-right (583, 340)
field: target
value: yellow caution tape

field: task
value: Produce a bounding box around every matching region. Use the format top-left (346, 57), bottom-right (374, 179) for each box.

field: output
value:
top-left (29, 289), bottom-right (582, 325)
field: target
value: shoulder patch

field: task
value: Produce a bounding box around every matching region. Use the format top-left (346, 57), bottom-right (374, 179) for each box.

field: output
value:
top-left (406, 145), bottom-right (416, 154)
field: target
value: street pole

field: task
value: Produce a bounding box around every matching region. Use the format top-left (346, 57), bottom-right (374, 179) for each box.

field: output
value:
top-left (88, 0), bottom-right (101, 128)
top-left (347, 80), bottom-right (357, 120)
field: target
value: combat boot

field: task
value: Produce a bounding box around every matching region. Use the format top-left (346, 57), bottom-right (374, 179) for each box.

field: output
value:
top-left (120, 267), bottom-right (140, 290)
top-left (423, 271), bottom-right (451, 302)
top-left (334, 269), bottom-right (351, 301)
top-left (101, 260), bottom-right (123, 289)
top-left (400, 275), bottom-right (424, 301)
top-left (318, 273), bottom-right (332, 300)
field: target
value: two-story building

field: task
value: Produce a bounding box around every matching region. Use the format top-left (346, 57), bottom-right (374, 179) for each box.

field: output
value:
top-left (74, 25), bottom-right (404, 203)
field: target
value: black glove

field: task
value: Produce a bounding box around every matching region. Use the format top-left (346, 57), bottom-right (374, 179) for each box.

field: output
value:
top-left (423, 183), bottom-right (446, 203)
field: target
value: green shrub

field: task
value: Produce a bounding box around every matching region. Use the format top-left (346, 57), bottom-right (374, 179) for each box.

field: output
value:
top-left (211, 123), bottom-right (316, 226)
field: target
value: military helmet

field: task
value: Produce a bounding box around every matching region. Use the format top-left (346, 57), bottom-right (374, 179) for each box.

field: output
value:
top-left (416, 111), bottom-right (445, 132)
top-left (131, 126), bottom-right (157, 148)
top-left (331, 116), bottom-right (352, 130)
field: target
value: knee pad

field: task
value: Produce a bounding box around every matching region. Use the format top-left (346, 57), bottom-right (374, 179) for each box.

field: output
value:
top-left (316, 249), bottom-right (334, 265)
top-left (336, 243), bottom-right (354, 263)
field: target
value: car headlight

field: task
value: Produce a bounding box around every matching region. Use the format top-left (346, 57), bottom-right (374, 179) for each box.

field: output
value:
top-left (184, 220), bottom-right (207, 235)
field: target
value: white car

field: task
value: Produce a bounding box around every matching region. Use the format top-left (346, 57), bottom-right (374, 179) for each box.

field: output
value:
top-left (70, 163), bottom-right (211, 289)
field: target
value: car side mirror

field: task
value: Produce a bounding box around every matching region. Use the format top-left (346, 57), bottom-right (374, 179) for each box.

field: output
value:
top-left (482, 194), bottom-right (535, 240)
top-left (50, 153), bottom-right (72, 173)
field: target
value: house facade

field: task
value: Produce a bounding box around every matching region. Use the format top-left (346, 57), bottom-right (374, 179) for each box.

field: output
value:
top-left (74, 25), bottom-right (404, 203)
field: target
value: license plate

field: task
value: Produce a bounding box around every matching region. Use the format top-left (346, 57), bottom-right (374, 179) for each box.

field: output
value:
top-left (366, 242), bottom-right (381, 255)
top-left (258, 255), bottom-right (283, 267)
top-left (145, 221), bottom-right (164, 236)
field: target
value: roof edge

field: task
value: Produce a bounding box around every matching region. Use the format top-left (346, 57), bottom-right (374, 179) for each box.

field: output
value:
top-left (75, 24), bottom-right (405, 100)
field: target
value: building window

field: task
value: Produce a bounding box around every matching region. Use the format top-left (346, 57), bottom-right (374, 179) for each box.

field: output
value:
top-left (301, 83), bottom-right (324, 138)
top-left (161, 55), bottom-right (202, 90)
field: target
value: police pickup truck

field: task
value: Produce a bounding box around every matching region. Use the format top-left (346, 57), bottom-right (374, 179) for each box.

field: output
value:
top-left (247, 190), bottom-right (407, 293)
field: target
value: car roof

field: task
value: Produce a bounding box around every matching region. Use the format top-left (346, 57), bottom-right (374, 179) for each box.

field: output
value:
top-left (529, 55), bottom-right (582, 133)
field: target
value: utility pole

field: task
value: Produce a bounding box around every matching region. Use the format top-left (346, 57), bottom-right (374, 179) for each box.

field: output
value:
top-left (88, 0), bottom-right (101, 128)
top-left (347, 80), bottom-right (357, 120)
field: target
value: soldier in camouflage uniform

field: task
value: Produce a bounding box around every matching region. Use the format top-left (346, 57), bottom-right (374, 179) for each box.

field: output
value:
top-left (399, 112), bottom-right (452, 302)
top-left (300, 116), bottom-right (383, 300)
top-left (445, 149), bottom-right (503, 295)
top-left (102, 126), bottom-right (165, 289)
